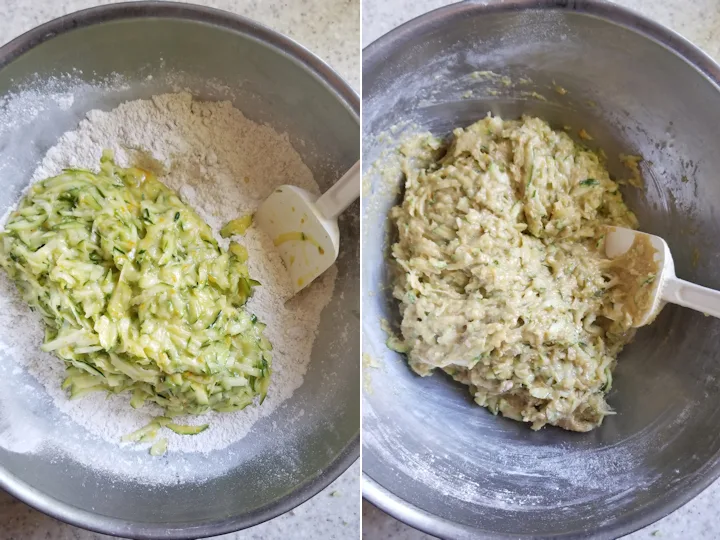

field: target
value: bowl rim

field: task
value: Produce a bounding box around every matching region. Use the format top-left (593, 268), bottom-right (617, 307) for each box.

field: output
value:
top-left (0, 2), bottom-right (359, 539)
top-left (361, 0), bottom-right (720, 538)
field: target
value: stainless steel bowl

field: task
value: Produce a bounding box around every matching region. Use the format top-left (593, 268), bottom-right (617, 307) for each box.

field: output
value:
top-left (362, 1), bottom-right (720, 538)
top-left (0, 3), bottom-right (359, 538)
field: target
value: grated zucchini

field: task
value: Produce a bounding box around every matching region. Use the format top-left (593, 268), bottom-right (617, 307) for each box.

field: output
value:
top-left (149, 438), bottom-right (168, 456)
top-left (0, 151), bottom-right (272, 450)
top-left (220, 214), bottom-right (252, 238)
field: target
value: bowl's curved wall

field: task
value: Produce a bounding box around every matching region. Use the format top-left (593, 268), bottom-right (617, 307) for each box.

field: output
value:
top-left (362, 2), bottom-right (720, 538)
top-left (0, 4), bottom-right (359, 539)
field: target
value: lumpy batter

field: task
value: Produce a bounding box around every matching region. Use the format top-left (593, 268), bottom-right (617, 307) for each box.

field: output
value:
top-left (389, 115), bottom-right (653, 431)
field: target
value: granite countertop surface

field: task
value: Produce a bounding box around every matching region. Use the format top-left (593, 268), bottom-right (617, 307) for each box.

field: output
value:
top-left (361, 0), bottom-right (720, 539)
top-left (0, 1), bottom-right (359, 539)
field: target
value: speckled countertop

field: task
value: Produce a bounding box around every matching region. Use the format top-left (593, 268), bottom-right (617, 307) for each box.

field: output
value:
top-left (0, 1), bottom-right (359, 539)
top-left (361, 1), bottom-right (720, 539)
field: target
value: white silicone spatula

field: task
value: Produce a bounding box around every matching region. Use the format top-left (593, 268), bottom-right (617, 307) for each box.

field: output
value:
top-left (605, 226), bottom-right (720, 326)
top-left (255, 161), bottom-right (360, 294)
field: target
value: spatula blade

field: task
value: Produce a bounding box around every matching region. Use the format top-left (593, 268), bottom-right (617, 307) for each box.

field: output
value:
top-left (255, 185), bottom-right (339, 294)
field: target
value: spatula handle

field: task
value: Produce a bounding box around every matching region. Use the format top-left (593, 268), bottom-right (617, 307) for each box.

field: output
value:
top-left (662, 276), bottom-right (720, 319)
top-left (315, 161), bottom-right (360, 220)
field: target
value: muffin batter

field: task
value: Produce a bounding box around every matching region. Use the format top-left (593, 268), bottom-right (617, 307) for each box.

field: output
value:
top-left (390, 115), bottom-right (646, 431)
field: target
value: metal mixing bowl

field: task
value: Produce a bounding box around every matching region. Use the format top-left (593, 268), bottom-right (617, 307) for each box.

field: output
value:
top-left (0, 3), bottom-right (359, 538)
top-left (362, 1), bottom-right (720, 538)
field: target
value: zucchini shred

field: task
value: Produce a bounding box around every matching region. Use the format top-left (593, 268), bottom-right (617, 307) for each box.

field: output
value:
top-left (0, 150), bottom-right (272, 452)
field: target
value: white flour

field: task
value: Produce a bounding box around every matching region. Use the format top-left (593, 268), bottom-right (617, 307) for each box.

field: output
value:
top-left (0, 92), bottom-right (336, 463)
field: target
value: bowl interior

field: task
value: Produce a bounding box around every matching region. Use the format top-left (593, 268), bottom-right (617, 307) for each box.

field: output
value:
top-left (0, 6), bottom-right (358, 538)
top-left (363, 4), bottom-right (720, 538)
